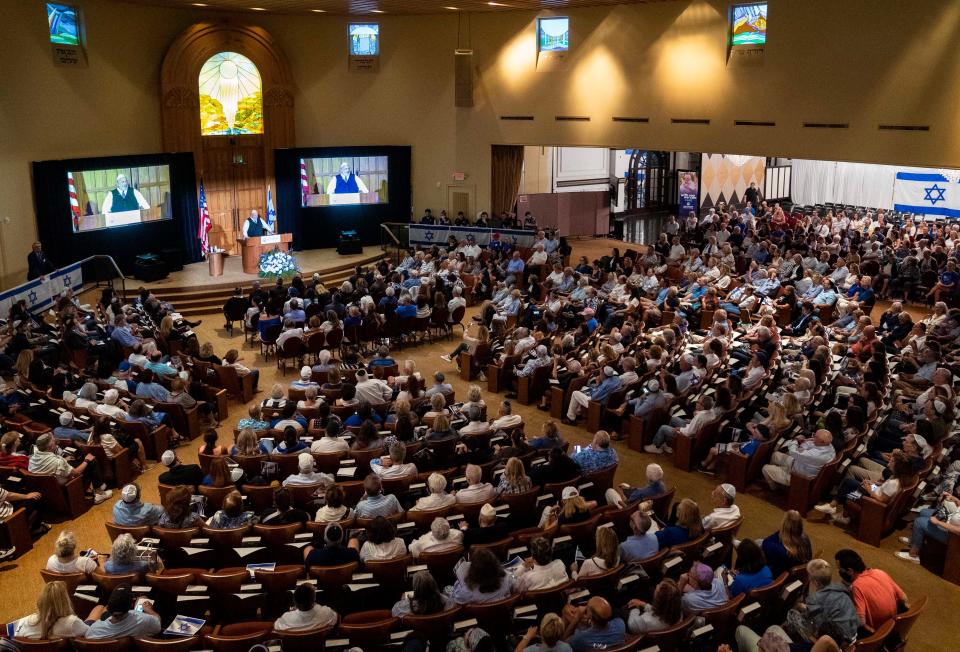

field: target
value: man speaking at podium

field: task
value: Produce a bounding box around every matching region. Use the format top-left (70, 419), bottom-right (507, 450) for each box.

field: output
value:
top-left (326, 162), bottom-right (369, 195)
top-left (242, 209), bottom-right (274, 238)
top-left (101, 174), bottom-right (151, 214)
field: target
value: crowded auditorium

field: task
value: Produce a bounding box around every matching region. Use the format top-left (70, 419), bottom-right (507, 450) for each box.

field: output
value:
top-left (0, 1), bottom-right (956, 651)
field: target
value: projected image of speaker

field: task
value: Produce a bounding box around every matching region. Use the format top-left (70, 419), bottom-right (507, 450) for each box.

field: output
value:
top-left (300, 156), bottom-right (388, 207)
top-left (68, 164), bottom-right (173, 233)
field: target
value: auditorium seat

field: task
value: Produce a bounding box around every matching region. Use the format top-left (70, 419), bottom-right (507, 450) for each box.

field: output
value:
top-left (13, 638), bottom-right (69, 651)
top-left (105, 522), bottom-right (151, 542)
top-left (337, 610), bottom-right (399, 648)
top-left (852, 620), bottom-right (894, 652)
top-left (573, 563), bottom-right (623, 601)
top-left (401, 606), bottom-right (462, 648)
top-left (462, 594), bottom-right (519, 638)
top-left (21, 469), bottom-right (87, 518)
top-left (71, 638), bottom-right (133, 652)
top-left (92, 570), bottom-right (140, 593)
top-left (520, 578), bottom-right (574, 617)
top-left (643, 614), bottom-right (696, 652)
top-left (701, 593), bottom-right (745, 647)
top-left (364, 553), bottom-right (413, 593)
top-left (419, 546), bottom-right (464, 587)
top-left (205, 622), bottom-right (272, 652)
top-left (133, 636), bottom-right (202, 652)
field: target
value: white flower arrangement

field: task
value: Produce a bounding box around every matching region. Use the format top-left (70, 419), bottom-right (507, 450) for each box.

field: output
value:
top-left (258, 247), bottom-right (300, 279)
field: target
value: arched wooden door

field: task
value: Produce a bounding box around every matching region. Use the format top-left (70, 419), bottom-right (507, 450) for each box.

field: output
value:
top-left (161, 23), bottom-right (295, 255)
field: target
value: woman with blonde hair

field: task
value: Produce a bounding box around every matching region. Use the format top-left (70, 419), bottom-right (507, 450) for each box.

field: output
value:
top-left (516, 612), bottom-right (567, 652)
top-left (496, 457), bottom-right (532, 496)
top-left (46, 531), bottom-right (98, 574)
top-left (232, 428), bottom-right (260, 457)
top-left (11, 581), bottom-right (89, 639)
top-left (655, 498), bottom-right (703, 549)
top-left (761, 509), bottom-right (813, 576)
top-left (441, 323), bottom-right (491, 367)
top-left (14, 349), bottom-right (34, 388)
top-left (572, 525), bottom-right (621, 578)
top-left (539, 486), bottom-right (596, 528)
top-left (463, 384), bottom-right (486, 411)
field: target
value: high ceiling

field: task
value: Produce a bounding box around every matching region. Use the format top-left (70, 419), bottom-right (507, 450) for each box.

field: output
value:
top-left (117, 0), bottom-right (678, 16)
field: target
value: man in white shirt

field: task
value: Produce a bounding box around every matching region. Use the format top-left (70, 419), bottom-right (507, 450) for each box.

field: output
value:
top-left (490, 400), bottom-right (522, 430)
top-left (326, 162), bottom-right (370, 195)
top-left (354, 369), bottom-right (392, 404)
top-left (311, 420), bottom-right (350, 454)
top-left (514, 536), bottom-right (569, 592)
top-left (274, 584), bottom-right (338, 631)
top-left (409, 516), bottom-right (463, 558)
top-left (459, 240), bottom-right (481, 259)
top-left (29, 434), bottom-right (112, 503)
top-left (455, 464), bottom-right (495, 504)
top-left (618, 356), bottom-right (639, 387)
top-left (372, 444), bottom-right (418, 480)
top-left (702, 484), bottom-right (741, 530)
top-left (447, 286), bottom-right (467, 317)
top-left (645, 395), bottom-right (717, 455)
top-left (275, 320), bottom-right (304, 350)
top-left (513, 328), bottom-right (536, 357)
top-left (100, 174), bottom-right (150, 213)
top-left (762, 430), bottom-right (836, 491)
top-left (282, 453), bottom-right (333, 487)
top-left (458, 405), bottom-right (492, 436)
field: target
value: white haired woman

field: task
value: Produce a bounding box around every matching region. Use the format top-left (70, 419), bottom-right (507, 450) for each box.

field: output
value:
top-left (409, 517), bottom-right (463, 559)
top-left (411, 473), bottom-right (456, 511)
top-left (605, 463), bottom-right (666, 508)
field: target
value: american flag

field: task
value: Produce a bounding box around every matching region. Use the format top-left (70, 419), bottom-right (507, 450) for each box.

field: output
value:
top-left (67, 171), bottom-right (81, 232)
top-left (300, 159), bottom-right (309, 204)
top-left (197, 178), bottom-right (211, 256)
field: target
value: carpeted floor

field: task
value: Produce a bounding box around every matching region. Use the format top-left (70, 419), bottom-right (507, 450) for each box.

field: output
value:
top-left (0, 238), bottom-right (953, 651)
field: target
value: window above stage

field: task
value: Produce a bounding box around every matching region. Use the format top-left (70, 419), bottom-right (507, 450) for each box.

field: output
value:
top-left (730, 3), bottom-right (768, 47)
top-left (198, 51), bottom-right (263, 136)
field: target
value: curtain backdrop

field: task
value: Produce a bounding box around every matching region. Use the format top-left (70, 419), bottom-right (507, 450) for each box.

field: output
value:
top-left (791, 159), bottom-right (959, 210)
top-left (491, 145), bottom-right (524, 217)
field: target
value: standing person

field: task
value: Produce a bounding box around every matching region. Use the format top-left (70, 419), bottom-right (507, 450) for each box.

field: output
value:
top-left (27, 242), bottom-right (55, 280)
top-left (242, 209), bottom-right (273, 237)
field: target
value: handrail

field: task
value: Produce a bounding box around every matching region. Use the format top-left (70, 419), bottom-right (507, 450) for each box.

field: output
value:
top-left (0, 254), bottom-right (127, 317)
top-left (380, 222), bottom-right (402, 246)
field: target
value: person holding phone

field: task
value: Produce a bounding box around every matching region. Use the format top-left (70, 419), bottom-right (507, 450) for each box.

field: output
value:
top-left (84, 585), bottom-right (161, 639)
top-left (815, 450), bottom-right (915, 525)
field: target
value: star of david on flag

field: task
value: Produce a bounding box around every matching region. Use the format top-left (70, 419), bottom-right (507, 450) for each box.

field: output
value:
top-left (894, 171), bottom-right (960, 218)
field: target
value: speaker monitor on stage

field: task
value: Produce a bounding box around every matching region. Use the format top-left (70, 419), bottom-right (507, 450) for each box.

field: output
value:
top-left (337, 230), bottom-right (362, 255)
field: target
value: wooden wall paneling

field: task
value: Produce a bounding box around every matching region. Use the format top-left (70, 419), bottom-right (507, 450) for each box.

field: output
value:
top-left (160, 22), bottom-right (296, 255)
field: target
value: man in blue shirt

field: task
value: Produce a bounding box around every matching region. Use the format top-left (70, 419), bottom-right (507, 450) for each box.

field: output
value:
top-left (619, 511), bottom-right (660, 562)
top-left (110, 316), bottom-right (140, 348)
top-left (571, 430), bottom-right (619, 472)
top-left (54, 411), bottom-right (91, 442)
top-left (395, 297), bottom-right (417, 318)
top-left (367, 346), bottom-right (397, 370)
top-left (145, 352), bottom-right (178, 379)
top-left (565, 366), bottom-right (620, 423)
top-left (505, 251), bottom-right (525, 284)
top-left (112, 484), bottom-right (164, 526)
top-left (581, 307), bottom-right (599, 334)
top-left (283, 299), bottom-right (306, 323)
top-left (134, 370), bottom-right (171, 402)
top-left (563, 597), bottom-right (626, 651)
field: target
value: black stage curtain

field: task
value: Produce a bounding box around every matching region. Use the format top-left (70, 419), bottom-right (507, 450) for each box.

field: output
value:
top-left (32, 152), bottom-right (201, 276)
top-left (275, 146), bottom-right (412, 251)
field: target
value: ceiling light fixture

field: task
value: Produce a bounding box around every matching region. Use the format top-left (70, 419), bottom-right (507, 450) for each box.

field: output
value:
top-left (371, 9), bottom-right (384, 13)
top-left (445, 5), bottom-right (460, 9)
top-left (311, 8), bottom-right (325, 12)
top-left (250, 6), bottom-right (266, 10)
top-left (192, 2), bottom-right (208, 5)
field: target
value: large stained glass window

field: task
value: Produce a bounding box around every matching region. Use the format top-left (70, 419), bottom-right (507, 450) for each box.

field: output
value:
top-left (198, 52), bottom-right (263, 136)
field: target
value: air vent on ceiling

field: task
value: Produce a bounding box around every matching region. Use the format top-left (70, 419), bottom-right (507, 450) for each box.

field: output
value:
top-left (671, 118), bottom-right (710, 125)
top-left (612, 116), bottom-right (650, 123)
top-left (802, 122), bottom-right (849, 129)
top-left (735, 120), bottom-right (776, 127)
top-left (555, 115), bottom-right (590, 122)
top-left (500, 115), bottom-right (534, 121)
top-left (878, 124), bottom-right (930, 132)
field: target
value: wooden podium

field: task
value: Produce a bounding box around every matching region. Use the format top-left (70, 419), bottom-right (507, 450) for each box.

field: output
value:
top-left (237, 233), bottom-right (293, 274)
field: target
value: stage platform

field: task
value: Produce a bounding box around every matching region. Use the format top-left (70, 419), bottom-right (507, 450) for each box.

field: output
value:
top-left (137, 247), bottom-right (387, 316)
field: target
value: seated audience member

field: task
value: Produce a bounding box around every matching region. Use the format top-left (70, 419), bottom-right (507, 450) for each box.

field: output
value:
top-left (11, 581), bottom-right (90, 639)
top-left (411, 472), bottom-right (457, 511)
top-left (834, 548), bottom-right (908, 631)
top-left (656, 498), bottom-right (704, 549)
top-left (85, 585), bottom-right (162, 639)
top-left (626, 578), bottom-right (684, 635)
top-left (207, 490), bottom-right (258, 529)
top-left (0, 432), bottom-right (28, 469)
top-left (274, 426), bottom-right (308, 455)
top-left (450, 547), bottom-right (514, 604)
top-left (274, 583), bottom-right (338, 632)
top-left (260, 487), bottom-right (309, 525)
top-left (620, 511), bottom-right (660, 563)
top-left (562, 596), bottom-right (626, 650)
top-left (460, 503), bottom-right (510, 547)
top-left (532, 446), bottom-right (583, 487)
top-left (425, 371), bottom-right (454, 397)
top-left (202, 457), bottom-right (237, 488)
top-left (762, 510), bottom-right (813, 577)
top-left (678, 561), bottom-right (729, 614)
top-left (372, 442), bottom-right (418, 479)
top-left (645, 395), bottom-right (717, 455)
top-left (762, 429), bottom-right (835, 491)
top-left (112, 483), bottom-right (164, 526)
top-left (391, 571), bottom-right (456, 617)
top-left (104, 533), bottom-right (152, 575)
top-left (458, 404), bottom-right (492, 436)
top-left (529, 420), bottom-right (564, 450)
top-left (570, 430), bottom-right (618, 472)
top-left (515, 536), bottom-right (570, 591)
top-left (789, 559), bottom-right (860, 648)
top-left (354, 473), bottom-right (403, 519)
top-left (540, 486), bottom-right (596, 529)
top-left (158, 485), bottom-right (204, 529)
top-left (303, 522), bottom-right (361, 568)
top-left (46, 531), bottom-right (98, 574)
top-left (410, 517), bottom-right (463, 558)
top-left (29, 433), bottom-right (112, 504)
top-left (490, 399), bottom-right (523, 429)
top-left (283, 452), bottom-right (333, 487)
top-left (702, 483), bottom-right (741, 530)
top-left (290, 366), bottom-right (318, 392)
top-left (312, 419), bottom-right (350, 454)
top-left (223, 348), bottom-right (259, 390)
top-left (456, 463), bottom-right (495, 504)
top-left (573, 526), bottom-right (621, 578)
top-left (54, 411), bottom-right (91, 442)
top-left (315, 484), bottom-right (352, 523)
top-left (157, 449), bottom-right (204, 487)
top-left (496, 456), bottom-right (533, 496)
top-left (360, 516), bottom-right (408, 561)
top-left (606, 463), bottom-right (666, 506)
top-left (727, 539), bottom-right (773, 597)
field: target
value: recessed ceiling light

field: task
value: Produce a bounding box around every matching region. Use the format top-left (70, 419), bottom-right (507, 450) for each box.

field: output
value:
top-left (192, 2), bottom-right (208, 5)
top-left (371, 9), bottom-right (384, 13)
top-left (488, 2), bottom-right (507, 5)
top-left (311, 8), bottom-right (326, 12)
top-left (251, 6), bottom-right (266, 10)
top-left (445, 5), bottom-right (459, 8)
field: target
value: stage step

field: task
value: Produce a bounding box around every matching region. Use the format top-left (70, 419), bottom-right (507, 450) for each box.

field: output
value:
top-left (145, 251), bottom-right (388, 317)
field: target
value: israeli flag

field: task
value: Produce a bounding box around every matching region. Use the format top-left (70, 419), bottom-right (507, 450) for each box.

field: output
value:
top-left (893, 171), bottom-right (960, 218)
top-left (266, 185), bottom-right (277, 228)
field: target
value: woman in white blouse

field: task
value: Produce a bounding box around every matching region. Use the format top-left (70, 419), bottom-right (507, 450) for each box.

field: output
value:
top-left (46, 531), bottom-right (98, 575)
top-left (411, 473), bottom-right (456, 511)
top-left (514, 536), bottom-right (569, 592)
top-left (571, 526), bottom-right (620, 579)
top-left (359, 516), bottom-right (408, 561)
top-left (11, 581), bottom-right (89, 639)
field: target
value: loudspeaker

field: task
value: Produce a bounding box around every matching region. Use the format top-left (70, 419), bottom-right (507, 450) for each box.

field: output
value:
top-left (455, 49), bottom-right (474, 108)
